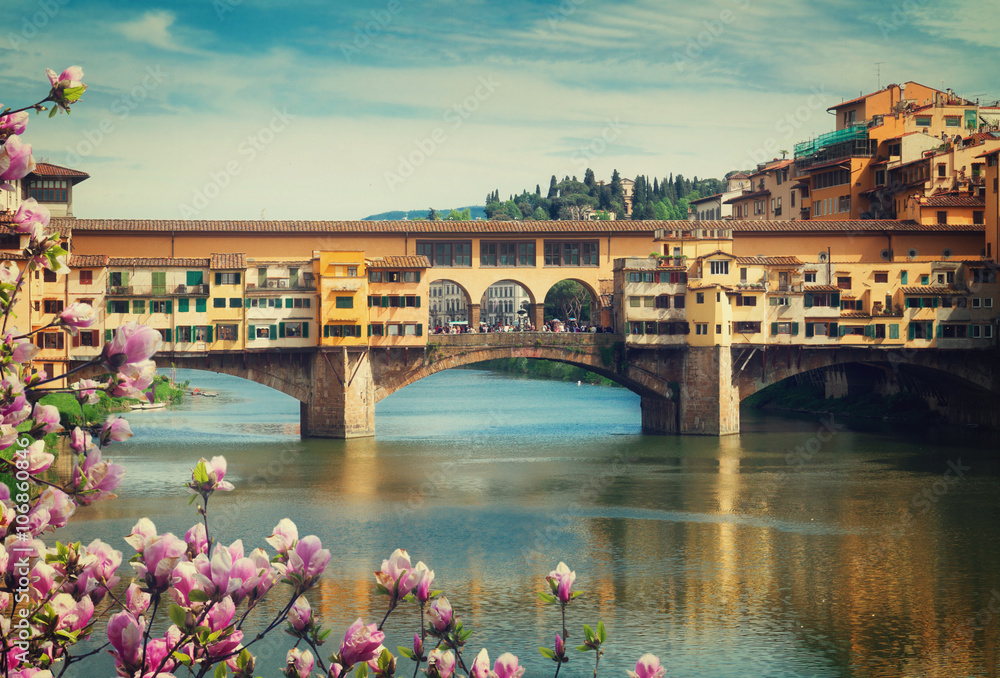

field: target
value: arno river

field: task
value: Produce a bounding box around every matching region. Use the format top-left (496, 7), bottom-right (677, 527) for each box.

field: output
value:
top-left (58, 368), bottom-right (1000, 677)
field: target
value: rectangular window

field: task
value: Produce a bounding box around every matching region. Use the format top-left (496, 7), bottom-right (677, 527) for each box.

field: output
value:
top-left (655, 295), bottom-right (671, 309)
top-left (837, 276), bottom-right (851, 289)
top-left (196, 298), bottom-right (207, 312)
top-left (335, 296), bottom-right (354, 309)
top-left (643, 296), bottom-right (654, 308)
top-left (674, 295), bottom-right (685, 309)
top-left (543, 241), bottom-right (598, 266)
top-left (217, 272), bottom-right (240, 285)
top-left (213, 298), bottom-right (226, 308)
top-left (709, 260), bottom-right (729, 275)
top-left (217, 324), bottom-right (239, 341)
top-left (804, 272), bottom-right (817, 283)
top-left (29, 179), bottom-right (69, 203)
top-left (41, 332), bottom-right (64, 349)
top-left (176, 326), bottom-right (192, 342)
top-left (285, 322), bottom-right (304, 338)
top-left (734, 321), bottom-right (761, 333)
top-left (194, 326), bottom-right (209, 342)
top-left (109, 300), bottom-right (128, 314)
top-left (188, 271), bottom-right (205, 286)
top-left (974, 210), bottom-right (984, 225)
top-left (150, 300), bottom-right (167, 313)
top-left (132, 300), bottom-right (146, 314)
top-left (937, 211), bottom-right (947, 224)
top-left (627, 272), bottom-right (643, 283)
top-left (629, 297), bottom-right (640, 308)
top-left (42, 299), bottom-right (64, 314)
top-left (874, 272), bottom-right (888, 283)
top-left (915, 116), bottom-right (931, 127)
top-left (229, 297), bottom-right (242, 308)
top-left (416, 241), bottom-right (471, 267)
top-left (151, 271), bottom-right (166, 294)
top-left (79, 270), bottom-right (93, 285)
top-left (255, 326), bottom-right (270, 339)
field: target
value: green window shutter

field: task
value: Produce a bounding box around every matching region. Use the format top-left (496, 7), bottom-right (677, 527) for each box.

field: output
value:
top-left (245, 298), bottom-right (251, 308)
top-left (324, 325), bottom-right (330, 338)
top-left (106, 300), bottom-right (112, 313)
top-left (206, 325), bottom-right (213, 342)
top-left (178, 298), bottom-right (188, 312)
top-left (769, 297), bottom-right (777, 306)
top-left (864, 325), bottom-right (873, 338)
top-left (839, 325), bottom-right (847, 337)
top-left (830, 293), bottom-right (840, 307)
top-left (271, 324), bottom-right (278, 338)
top-left (249, 324), bottom-right (255, 337)
top-left (382, 295), bottom-right (389, 307)
top-left (804, 293), bottom-right (813, 308)
top-left (416, 296), bottom-right (421, 308)
top-left (908, 323), bottom-right (915, 340)
top-left (122, 271), bottom-right (129, 286)
top-left (196, 298), bottom-right (207, 312)
top-left (285, 298), bottom-right (293, 309)
top-left (932, 297), bottom-right (939, 308)
top-left (771, 322), bottom-right (778, 335)
top-left (805, 323), bottom-right (814, 338)
top-left (890, 324), bottom-right (899, 339)
top-left (302, 323), bottom-right (308, 338)
top-left (133, 300), bottom-right (145, 314)
top-left (357, 325), bottom-right (363, 338)
top-left (415, 272), bottom-right (420, 283)
top-left (165, 300), bottom-right (173, 314)
top-left (367, 324), bottom-right (372, 337)
top-left (230, 298), bottom-right (241, 308)
top-left (829, 322), bottom-right (838, 336)
top-left (416, 323), bottom-right (423, 336)
top-left (105, 329), bottom-right (112, 342)
top-left (215, 272), bottom-right (222, 285)
top-left (164, 328), bottom-right (172, 342)
top-left (279, 322), bottom-right (286, 338)
top-left (790, 322), bottom-right (798, 336)
top-left (187, 271), bottom-right (202, 286)
top-left (935, 323), bottom-right (942, 338)
top-left (235, 273), bottom-right (241, 285)
top-left (901, 271), bottom-right (908, 284)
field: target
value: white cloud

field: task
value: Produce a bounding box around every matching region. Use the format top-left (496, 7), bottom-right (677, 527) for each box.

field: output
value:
top-left (114, 10), bottom-right (195, 54)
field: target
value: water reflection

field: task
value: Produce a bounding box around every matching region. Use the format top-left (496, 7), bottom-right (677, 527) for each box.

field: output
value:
top-left (49, 369), bottom-right (1000, 678)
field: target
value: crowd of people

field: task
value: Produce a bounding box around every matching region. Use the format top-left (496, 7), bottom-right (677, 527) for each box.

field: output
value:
top-left (432, 321), bottom-right (614, 334)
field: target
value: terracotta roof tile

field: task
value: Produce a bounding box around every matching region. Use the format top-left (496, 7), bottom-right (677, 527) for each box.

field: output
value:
top-left (365, 255), bottom-right (431, 269)
top-left (901, 286), bottom-right (969, 296)
top-left (69, 254), bottom-right (109, 267)
top-left (0, 251), bottom-right (28, 260)
top-left (210, 253), bottom-right (246, 269)
top-left (730, 220), bottom-right (983, 233)
top-left (29, 162), bottom-right (90, 180)
top-left (735, 255), bottom-right (803, 266)
top-left (922, 194), bottom-right (985, 208)
top-left (109, 257), bottom-right (211, 268)
top-left (805, 285), bottom-right (841, 292)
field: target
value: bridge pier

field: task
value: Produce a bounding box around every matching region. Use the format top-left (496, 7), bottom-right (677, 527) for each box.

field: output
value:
top-left (529, 303), bottom-right (544, 330)
top-left (679, 346), bottom-right (740, 435)
top-left (640, 395), bottom-right (678, 434)
top-left (301, 348), bottom-right (375, 438)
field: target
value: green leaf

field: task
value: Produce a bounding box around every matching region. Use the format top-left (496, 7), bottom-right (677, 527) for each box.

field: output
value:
top-left (172, 652), bottom-right (193, 666)
top-left (375, 583), bottom-right (389, 596)
top-left (168, 604), bottom-right (187, 629)
top-left (238, 648), bottom-right (252, 669)
top-left (576, 645), bottom-right (592, 652)
top-left (539, 647), bottom-right (556, 660)
top-left (193, 460), bottom-right (209, 484)
top-left (597, 621), bottom-right (606, 643)
top-left (319, 629), bottom-right (332, 642)
top-left (398, 647), bottom-right (415, 660)
top-left (571, 591), bottom-right (584, 599)
top-left (378, 649), bottom-right (393, 670)
top-left (583, 625), bottom-right (594, 643)
top-left (537, 592), bottom-right (558, 604)
top-left (48, 106), bottom-right (57, 118)
top-left (188, 494), bottom-right (198, 505)
top-left (355, 663), bottom-right (369, 678)
top-left (214, 661), bottom-right (228, 678)
top-left (188, 589), bottom-right (210, 602)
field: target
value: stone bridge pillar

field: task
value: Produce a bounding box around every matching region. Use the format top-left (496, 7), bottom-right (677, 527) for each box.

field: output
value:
top-left (529, 303), bottom-right (544, 330)
top-left (301, 348), bottom-right (375, 438)
top-left (469, 304), bottom-right (480, 328)
top-left (679, 345), bottom-right (740, 435)
top-left (641, 395), bottom-right (678, 434)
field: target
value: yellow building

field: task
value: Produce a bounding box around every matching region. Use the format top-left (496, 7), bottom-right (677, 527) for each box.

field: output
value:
top-left (365, 255), bottom-right (430, 346)
top-left (245, 257), bottom-right (317, 349)
top-left (207, 253), bottom-right (247, 350)
top-left (316, 251), bottom-right (367, 346)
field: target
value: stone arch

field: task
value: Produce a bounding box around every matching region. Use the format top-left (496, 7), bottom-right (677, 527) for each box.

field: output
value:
top-left (478, 278), bottom-right (536, 328)
top-left (540, 277), bottom-right (601, 325)
top-left (151, 353), bottom-right (315, 402)
top-left (426, 278), bottom-right (473, 329)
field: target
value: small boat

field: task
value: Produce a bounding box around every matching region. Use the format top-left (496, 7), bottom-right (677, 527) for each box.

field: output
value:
top-left (131, 401), bottom-right (167, 411)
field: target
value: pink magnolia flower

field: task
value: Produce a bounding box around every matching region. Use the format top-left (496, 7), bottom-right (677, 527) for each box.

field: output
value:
top-left (28, 487), bottom-right (75, 533)
top-left (470, 649), bottom-right (493, 678)
top-left (546, 562), bottom-right (577, 603)
top-left (412, 633), bottom-right (423, 659)
top-left (627, 654), bottom-right (665, 678)
top-left (22, 439), bottom-right (55, 473)
top-left (11, 336), bottom-right (39, 363)
top-left (285, 648), bottom-right (315, 678)
top-left (230, 551), bottom-right (270, 604)
top-left (413, 560), bottom-right (434, 603)
top-left (493, 653), bottom-right (524, 678)
top-left (427, 649), bottom-right (456, 678)
top-left (375, 548), bottom-right (421, 600)
top-left (67, 538), bottom-right (122, 603)
top-left (59, 302), bottom-right (96, 334)
top-left (31, 403), bottom-right (63, 435)
top-left (71, 446), bottom-right (125, 505)
top-left (288, 595), bottom-right (312, 632)
top-left (0, 110), bottom-right (28, 135)
top-left (266, 518), bottom-right (299, 555)
top-left (12, 198), bottom-right (49, 231)
top-left (107, 611), bottom-right (145, 672)
top-left (554, 633), bottom-right (565, 659)
top-left (282, 535), bottom-right (330, 592)
top-left (50, 592), bottom-right (94, 633)
top-left (124, 518), bottom-right (158, 553)
top-left (69, 426), bottom-right (95, 453)
top-left (0, 135), bottom-right (35, 185)
top-left (101, 321), bottom-right (162, 370)
top-left (133, 532), bottom-right (186, 592)
top-left (125, 582), bottom-right (150, 616)
top-left (189, 455), bottom-right (234, 494)
top-left (46, 66), bottom-right (87, 110)
top-left (71, 379), bottom-right (102, 406)
top-left (100, 416), bottom-right (133, 444)
top-left (185, 522), bottom-right (209, 557)
top-left (428, 596), bottom-right (453, 633)
top-left (339, 618), bottom-right (385, 668)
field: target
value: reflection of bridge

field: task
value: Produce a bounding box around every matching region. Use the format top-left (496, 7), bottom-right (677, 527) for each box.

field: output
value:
top-left (107, 333), bottom-right (1000, 437)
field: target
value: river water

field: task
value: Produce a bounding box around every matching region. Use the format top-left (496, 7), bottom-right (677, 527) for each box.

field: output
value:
top-left (56, 368), bottom-right (1000, 677)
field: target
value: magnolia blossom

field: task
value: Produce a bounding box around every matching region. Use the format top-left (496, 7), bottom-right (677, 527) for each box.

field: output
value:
top-left (554, 633), bottom-right (565, 659)
top-left (59, 302), bottom-right (96, 334)
top-left (627, 654), bottom-right (666, 678)
top-left (375, 548), bottom-right (422, 599)
top-left (285, 648), bottom-right (315, 678)
top-left (107, 611), bottom-right (145, 672)
top-left (0, 135), bottom-right (35, 186)
top-left (412, 633), bottom-right (423, 659)
top-left (22, 438), bottom-right (55, 474)
top-left (470, 649), bottom-right (493, 678)
top-left (414, 560), bottom-right (434, 603)
top-left (288, 595), bottom-right (312, 632)
top-left (71, 378), bottom-right (102, 405)
top-left (282, 535), bottom-right (330, 592)
top-left (12, 197), bottom-right (49, 233)
top-left (493, 653), bottom-right (525, 678)
top-left (46, 65), bottom-right (87, 110)
top-left (132, 531), bottom-right (186, 592)
top-left (101, 321), bottom-right (162, 370)
top-left (547, 561), bottom-right (577, 603)
top-left (428, 596), bottom-right (453, 632)
top-left (31, 402), bottom-right (62, 435)
top-left (125, 582), bottom-right (151, 616)
top-left (0, 110), bottom-right (28, 135)
top-left (266, 518), bottom-right (299, 555)
top-left (427, 649), bottom-right (456, 678)
top-left (189, 455), bottom-right (234, 494)
top-left (339, 618), bottom-right (386, 668)
top-left (11, 336), bottom-right (39, 363)
top-left (69, 426), bottom-right (96, 454)
top-left (100, 416), bottom-right (133, 444)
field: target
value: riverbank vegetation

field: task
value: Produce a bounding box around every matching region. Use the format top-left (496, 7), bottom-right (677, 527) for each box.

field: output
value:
top-left (473, 358), bottom-right (620, 387)
top-left (39, 374), bottom-right (187, 428)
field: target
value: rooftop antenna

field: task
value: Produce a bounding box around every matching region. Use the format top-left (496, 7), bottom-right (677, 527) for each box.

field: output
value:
top-left (875, 61), bottom-right (884, 89)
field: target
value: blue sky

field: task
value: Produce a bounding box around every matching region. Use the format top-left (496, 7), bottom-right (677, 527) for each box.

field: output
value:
top-left (1, 0), bottom-right (998, 220)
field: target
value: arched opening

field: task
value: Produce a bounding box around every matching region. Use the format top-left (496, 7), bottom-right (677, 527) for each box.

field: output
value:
top-left (480, 279), bottom-right (534, 330)
top-left (427, 279), bottom-right (472, 332)
top-left (542, 279), bottom-right (603, 330)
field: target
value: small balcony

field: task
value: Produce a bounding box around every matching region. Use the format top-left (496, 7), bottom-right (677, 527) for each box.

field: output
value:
top-left (106, 284), bottom-right (210, 296)
top-left (246, 278), bottom-right (316, 292)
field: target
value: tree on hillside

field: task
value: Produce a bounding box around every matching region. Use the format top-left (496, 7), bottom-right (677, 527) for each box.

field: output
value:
top-left (547, 175), bottom-right (558, 198)
top-left (427, 208), bottom-right (438, 221)
top-left (445, 208), bottom-right (471, 221)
